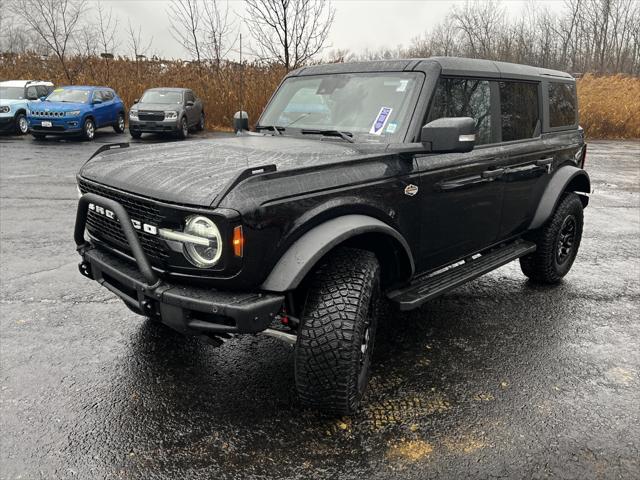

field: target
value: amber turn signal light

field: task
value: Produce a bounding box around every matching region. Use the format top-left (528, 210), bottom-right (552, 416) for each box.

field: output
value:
top-left (233, 226), bottom-right (244, 257)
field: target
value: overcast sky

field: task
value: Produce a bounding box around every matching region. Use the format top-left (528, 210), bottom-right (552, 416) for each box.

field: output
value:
top-left (103, 0), bottom-right (564, 60)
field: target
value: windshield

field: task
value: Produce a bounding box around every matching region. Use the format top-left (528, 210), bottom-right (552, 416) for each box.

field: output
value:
top-left (258, 72), bottom-right (423, 142)
top-left (140, 90), bottom-right (183, 104)
top-left (0, 87), bottom-right (25, 100)
top-left (46, 89), bottom-right (90, 103)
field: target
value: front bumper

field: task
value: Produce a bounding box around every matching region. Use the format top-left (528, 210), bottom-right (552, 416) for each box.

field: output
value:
top-left (75, 193), bottom-right (284, 335)
top-left (129, 118), bottom-right (179, 133)
top-left (0, 115), bottom-right (15, 132)
top-left (28, 116), bottom-right (82, 134)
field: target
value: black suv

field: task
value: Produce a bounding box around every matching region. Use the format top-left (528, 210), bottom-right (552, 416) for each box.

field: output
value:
top-left (75, 57), bottom-right (589, 415)
top-left (128, 87), bottom-right (205, 139)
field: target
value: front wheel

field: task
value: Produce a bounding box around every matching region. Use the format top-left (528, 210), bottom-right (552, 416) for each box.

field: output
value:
top-left (81, 118), bottom-right (96, 141)
top-left (114, 113), bottom-right (125, 133)
top-left (196, 112), bottom-right (205, 131)
top-left (520, 192), bottom-right (584, 284)
top-left (129, 130), bottom-right (142, 139)
top-left (176, 117), bottom-right (188, 140)
top-left (15, 113), bottom-right (29, 135)
top-left (294, 247), bottom-right (381, 415)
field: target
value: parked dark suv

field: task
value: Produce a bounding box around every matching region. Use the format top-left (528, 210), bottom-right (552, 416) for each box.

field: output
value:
top-left (128, 87), bottom-right (205, 139)
top-left (74, 57), bottom-right (589, 414)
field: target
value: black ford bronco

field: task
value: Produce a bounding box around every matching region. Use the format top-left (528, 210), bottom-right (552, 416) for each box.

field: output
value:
top-left (75, 57), bottom-right (589, 414)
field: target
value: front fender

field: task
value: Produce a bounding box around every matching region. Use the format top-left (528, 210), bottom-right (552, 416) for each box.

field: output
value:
top-left (529, 165), bottom-right (590, 230)
top-left (260, 214), bottom-right (414, 292)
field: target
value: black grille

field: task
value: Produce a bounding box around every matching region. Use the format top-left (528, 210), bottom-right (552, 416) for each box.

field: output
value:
top-left (138, 110), bottom-right (165, 121)
top-left (78, 179), bottom-right (169, 263)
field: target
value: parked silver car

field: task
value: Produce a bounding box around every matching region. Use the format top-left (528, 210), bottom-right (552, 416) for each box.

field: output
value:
top-left (128, 87), bottom-right (205, 140)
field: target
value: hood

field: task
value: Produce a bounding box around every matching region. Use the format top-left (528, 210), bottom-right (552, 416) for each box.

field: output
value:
top-left (0, 98), bottom-right (27, 106)
top-left (132, 103), bottom-right (183, 111)
top-left (31, 101), bottom-right (88, 112)
top-left (79, 135), bottom-right (370, 207)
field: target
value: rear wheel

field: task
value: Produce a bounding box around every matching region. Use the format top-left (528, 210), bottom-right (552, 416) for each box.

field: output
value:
top-left (130, 130), bottom-right (142, 139)
top-left (520, 192), bottom-right (584, 284)
top-left (81, 118), bottom-right (96, 141)
top-left (114, 113), bottom-right (125, 133)
top-left (15, 113), bottom-right (29, 135)
top-left (294, 247), bottom-right (380, 415)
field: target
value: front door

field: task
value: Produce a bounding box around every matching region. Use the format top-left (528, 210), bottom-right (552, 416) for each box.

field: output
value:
top-left (415, 76), bottom-right (504, 272)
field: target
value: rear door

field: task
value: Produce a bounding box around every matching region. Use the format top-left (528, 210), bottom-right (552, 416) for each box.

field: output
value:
top-left (415, 77), bottom-right (505, 272)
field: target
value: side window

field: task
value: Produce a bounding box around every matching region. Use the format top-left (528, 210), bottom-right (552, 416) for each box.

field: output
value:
top-left (26, 86), bottom-right (39, 100)
top-left (185, 91), bottom-right (195, 103)
top-left (499, 81), bottom-right (540, 141)
top-left (102, 90), bottom-right (114, 101)
top-left (427, 77), bottom-right (492, 145)
top-left (93, 90), bottom-right (103, 102)
top-left (549, 82), bottom-right (576, 127)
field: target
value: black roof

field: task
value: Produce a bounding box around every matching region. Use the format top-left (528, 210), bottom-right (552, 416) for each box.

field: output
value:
top-left (292, 57), bottom-right (574, 82)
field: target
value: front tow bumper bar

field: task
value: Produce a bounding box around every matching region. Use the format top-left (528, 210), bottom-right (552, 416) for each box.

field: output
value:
top-left (74, 193), bottom-right (284, 335)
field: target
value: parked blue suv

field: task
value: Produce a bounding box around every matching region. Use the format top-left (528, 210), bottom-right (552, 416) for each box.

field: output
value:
top-left (28, 86), bottom-right (126, 140)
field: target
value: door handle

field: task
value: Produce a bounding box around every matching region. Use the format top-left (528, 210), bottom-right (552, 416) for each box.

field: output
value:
top-left (536, 157), bottom-right (553, 166)
top-left (481, 168), bottom-right (505, 180)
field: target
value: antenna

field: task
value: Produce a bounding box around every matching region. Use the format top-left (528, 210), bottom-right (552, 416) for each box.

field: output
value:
top-left (240, 33), bottom-right (245, 135)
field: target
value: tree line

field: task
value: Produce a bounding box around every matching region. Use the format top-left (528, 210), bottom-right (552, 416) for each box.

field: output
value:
top-left (0, 0), bottom-right (638, 82)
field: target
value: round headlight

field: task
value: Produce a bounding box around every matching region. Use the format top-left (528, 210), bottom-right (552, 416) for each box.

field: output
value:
top-left (183, 215), bottom-right (222, 268)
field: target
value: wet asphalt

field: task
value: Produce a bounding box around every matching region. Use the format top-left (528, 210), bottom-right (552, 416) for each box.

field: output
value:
top-left (0, 131), bottom-right (638, 480)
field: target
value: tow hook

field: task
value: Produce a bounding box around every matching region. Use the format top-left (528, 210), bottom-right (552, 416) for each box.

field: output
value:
top-left (78, 261), bottom-right (93, 279)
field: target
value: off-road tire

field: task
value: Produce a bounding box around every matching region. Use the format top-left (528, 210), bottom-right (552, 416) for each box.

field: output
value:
top-left (15, 112), bottom-right (29, 135)
top-left (295, 247), bottom-right (381, 415)
top-left (520, 192), bottom-right (584, 284)
top-left (114, 113), bottom-right (125, 133)
top-left (82, 118), bottom-right (96, 141)
top-left (130, 130), bottom-right (142, 139)
top-left (176, 117), bottom-right (188, 139)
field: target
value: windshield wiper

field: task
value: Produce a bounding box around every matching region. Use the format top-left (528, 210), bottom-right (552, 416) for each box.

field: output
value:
top-left (255, 125), bottom-right (284, 135)
top-left (301, 129), bottom-right (355, 143)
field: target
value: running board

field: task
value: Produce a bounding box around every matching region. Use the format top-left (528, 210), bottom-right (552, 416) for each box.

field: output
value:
top-left (388, 240), bottom-right (536, 311)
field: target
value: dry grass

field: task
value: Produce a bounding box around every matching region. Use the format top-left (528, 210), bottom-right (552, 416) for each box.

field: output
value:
top-left (1, 53), bottom-right (638, 138)
top-left (0, 53), bottom-right (286, 130)
top-left (577, 74), bottom-right (640, 139)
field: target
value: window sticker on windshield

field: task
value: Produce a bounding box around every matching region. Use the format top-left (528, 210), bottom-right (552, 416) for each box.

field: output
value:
top-left (53, 88), bottom-right (64, 92)
top-left (370, 107), bottom-right (392, 135)
top-left (386, 122), bottom-right (398, 133)
top-left (396, 80), bottom-right (409, 92)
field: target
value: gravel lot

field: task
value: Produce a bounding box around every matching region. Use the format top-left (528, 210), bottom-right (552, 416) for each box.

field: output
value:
top-left (1, 132), bottom-right (638, 479)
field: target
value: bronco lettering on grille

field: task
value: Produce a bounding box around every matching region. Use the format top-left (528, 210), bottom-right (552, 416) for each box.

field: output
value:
top-left (89, 203), bottom-right (158, 235)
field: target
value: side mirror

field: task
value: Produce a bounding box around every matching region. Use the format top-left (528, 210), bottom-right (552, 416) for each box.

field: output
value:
top-left (420, 117), bottom-right (476, 153)
top-left (133, 98), bottom-right (139, 104)
top-left (186, 100), bottom-right (195, 107)
top-left (39, 96), bottom-right (47, 101)
top-left (233, 111), bottom-right (249, 133)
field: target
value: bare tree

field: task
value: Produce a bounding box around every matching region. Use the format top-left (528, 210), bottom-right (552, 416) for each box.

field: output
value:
top-left (11, 0), bottom-right (86, 81)
top-left (202, 0), bottom-right (236, 66)
top-left (245, 0), bottom-right (335, 70)
top-left (167, 0), bottom-right (204, 63)
top-left (127, 20), bottom-right (153, 77)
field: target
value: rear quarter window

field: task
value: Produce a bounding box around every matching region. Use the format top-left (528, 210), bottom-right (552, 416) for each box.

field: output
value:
top-left (549, 82), bottom-right (577, 128)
